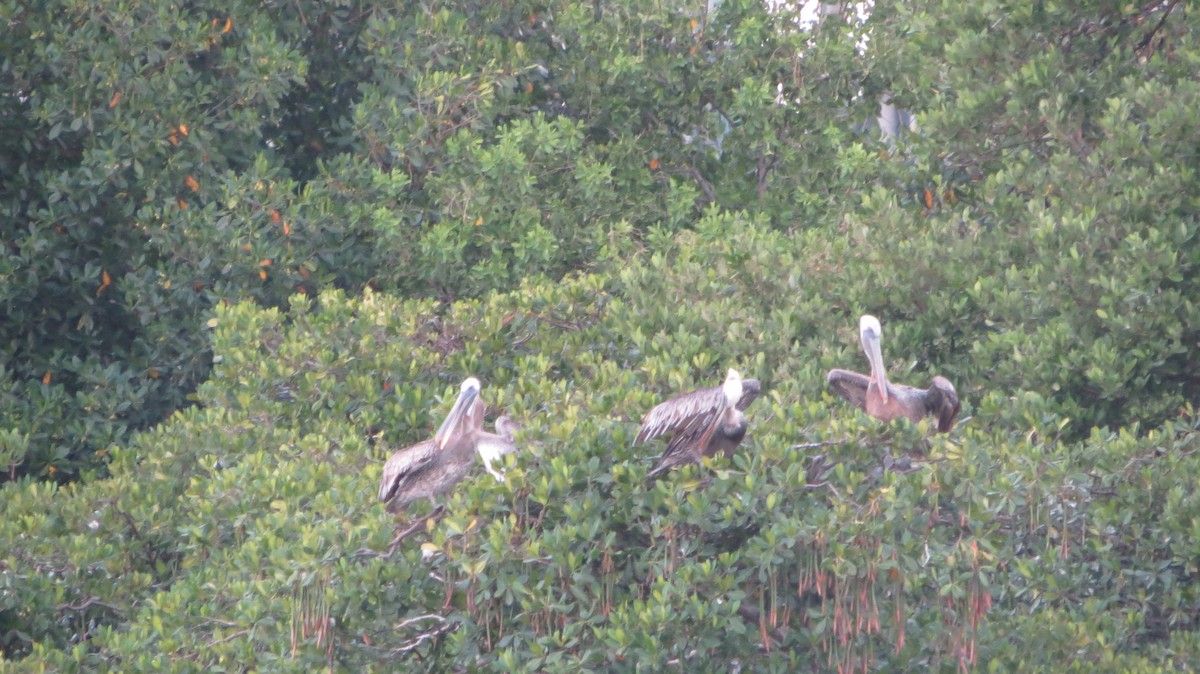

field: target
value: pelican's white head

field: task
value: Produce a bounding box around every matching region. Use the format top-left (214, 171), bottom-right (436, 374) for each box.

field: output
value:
top-left (461, 376), bottom-right (484, 423)
top-left (722, 368), bottom-right (743, 406)
top-left (859, 315), bottom-right (882, 343)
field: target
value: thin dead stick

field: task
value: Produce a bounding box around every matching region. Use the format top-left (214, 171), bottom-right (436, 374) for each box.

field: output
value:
top-left (385, 506), bottom-right (446, 557)
top-left (790, 438), bottom-right (846, 450)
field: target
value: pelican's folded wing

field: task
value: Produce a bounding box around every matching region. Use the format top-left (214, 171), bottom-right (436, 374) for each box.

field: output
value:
top-left (634, 385), bottom-right (725, 445)
top-left (647, 425), bottom-right (708, 479)
top-left (826, 369), bottom-right (870, 411)
top-left (928, 376), bottom-right (962, 433)
top-left (378, 439), bottom-right (439, 503)
top-left (646, 394), bottom-right (731, 477)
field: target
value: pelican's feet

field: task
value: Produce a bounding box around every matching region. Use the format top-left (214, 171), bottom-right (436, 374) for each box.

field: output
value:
top-left (484, 462), bottom-right (506, 483)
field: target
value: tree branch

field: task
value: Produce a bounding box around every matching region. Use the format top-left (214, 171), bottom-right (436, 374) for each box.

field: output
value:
top-left (1135, 0), bottom-right (1180, 53)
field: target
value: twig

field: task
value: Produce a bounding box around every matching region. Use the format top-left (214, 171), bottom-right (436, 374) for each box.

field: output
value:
top-left (804, 482), bottom-right (843, 500)
top-left (396, 614), bottom-right (447, 630)
top-left (386, 507), bottom-right (446, 557)
top-left (348, 507), bottom-right (446, 561)
top-left (790, 438), bottom-right (846, 450)
top-left (56, 597), bottom-right (121, 613)
top-left (1135, 0), bottom-right (1180, 52)
top-left (210, 629), bottom-right (251, 646)
top-left (392, 618), bottom-right (457, 654)
top-left (676, 165), bottom-right (717, 205)
top-left (104, 499), bottom-right (144, 542)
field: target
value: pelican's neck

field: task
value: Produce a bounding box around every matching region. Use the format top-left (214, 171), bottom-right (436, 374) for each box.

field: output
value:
top-left (466, 396), bottom-right (485, 432)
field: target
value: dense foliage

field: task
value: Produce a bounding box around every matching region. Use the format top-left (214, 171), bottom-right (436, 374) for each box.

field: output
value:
top-left (2, 0), bottom-right (1199, 671)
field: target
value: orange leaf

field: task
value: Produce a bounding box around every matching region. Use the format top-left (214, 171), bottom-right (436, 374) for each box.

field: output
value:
top-left (242, 244), bottom-right (251, 251)
top-left (524, 82), bottom-right (534, 94)
top-left (148, 367), bottom-right (160, 379)
top-left (282, 222), bottom-right (291, 236)
top-left (259, 269), bottom-right (267, 280)
top-left (649, 158), bottom-right (660, 171)
top-left (97, 270), bottom-right (112, 296)
top-left (528, 12), bottom-right (537, 24)
top-left (222, 17), bottom-right (232, 33)
top-left (923, 188), bottom-right (934, 209)
top-left (177, 198), bottom-right (188, 210)
top-left (108, 91), bottom-right (122, 109)
top-left (168, 132), bottom-right (180, 146)
top-left (47, 465), bottom-right (58, 476)
top-left (269, 209), bottom-right (282, 224)
top-left (259, 259), bottom-right (272, 267)
top-left (474, 217), bottom-right (484, 226)
top-left (42, 372), bottom-right (52, 385)
top-left (185, 175), bottom-right (199, 192)
top-left (178, 123), bottom-right (189, 136)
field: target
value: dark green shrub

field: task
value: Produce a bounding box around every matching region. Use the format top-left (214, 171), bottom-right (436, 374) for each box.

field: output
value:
top-left (4, 1), bottom-right (1200, 671)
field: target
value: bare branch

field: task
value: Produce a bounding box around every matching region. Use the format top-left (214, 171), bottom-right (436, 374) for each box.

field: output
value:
top-left (1135, 0), bottom-right (1180, 53)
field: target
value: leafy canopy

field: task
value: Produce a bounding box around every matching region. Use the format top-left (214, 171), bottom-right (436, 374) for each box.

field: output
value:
top-left (2, 0), bottom-right (1200, 671)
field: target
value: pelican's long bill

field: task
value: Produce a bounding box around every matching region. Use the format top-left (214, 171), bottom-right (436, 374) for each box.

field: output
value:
top-left (859, 315), bottom-right (889, 404)
top-left (435, 377), bottom-right (482, 450)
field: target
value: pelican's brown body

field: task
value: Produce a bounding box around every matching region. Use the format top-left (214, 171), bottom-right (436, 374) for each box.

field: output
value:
top-left (378, 378), bottom-right (516, 513)
top-left (827, 316), bottom-right (961, 433)
top-left (378, 436), bottom-right (475, 513)
top-left (635, 369), bottom-right (762, 478)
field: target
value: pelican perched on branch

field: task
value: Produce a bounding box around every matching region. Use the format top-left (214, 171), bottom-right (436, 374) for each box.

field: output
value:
top-left (635, 368), bottom-right (762, 479)
top-left (378, 377), bottom-right (516, 513)
top-left (827, 315), bottom-right (961, 433)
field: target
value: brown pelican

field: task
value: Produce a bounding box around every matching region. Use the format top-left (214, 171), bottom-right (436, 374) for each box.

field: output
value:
top-left (827, 315), bottom-right (961, 433)
top-left (378, 377), bottom-right (515, 513)
top-left (635, 368), bottom-right (762, 478)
